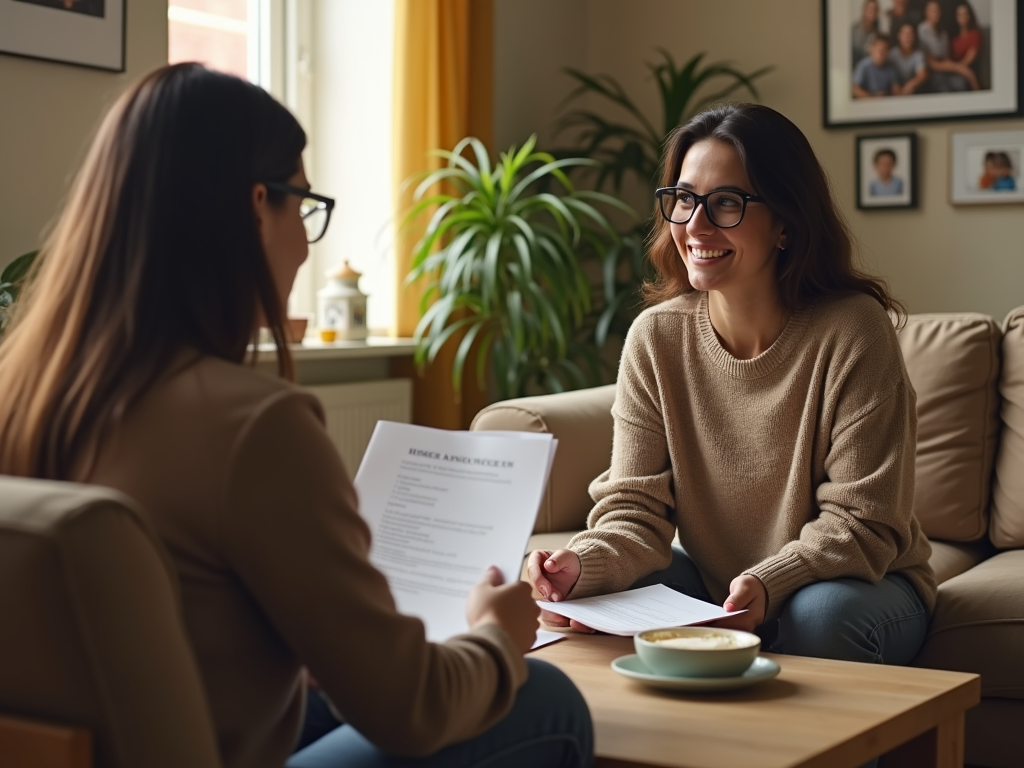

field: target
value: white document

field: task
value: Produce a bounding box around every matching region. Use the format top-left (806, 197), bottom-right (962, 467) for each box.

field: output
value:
top-left (538, 584), bottom-right (744, 636)
top-left (531, 629), bottom-right (566, 651)
top-left (355, 421), bottom-right (556, 642)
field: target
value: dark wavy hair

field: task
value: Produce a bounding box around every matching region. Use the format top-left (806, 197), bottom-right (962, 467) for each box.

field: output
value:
top-left (0, 63), bottom-right (306, 478)
top-left (643, 102), bottom-right (904, 321)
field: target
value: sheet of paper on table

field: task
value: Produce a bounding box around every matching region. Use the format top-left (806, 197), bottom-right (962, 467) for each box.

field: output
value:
top-left (355, 421), bottom-right (557, 643)
top-left (531, 629), bottom-right (566, 650)
top-left (538, 584), bottom-right (745, 636)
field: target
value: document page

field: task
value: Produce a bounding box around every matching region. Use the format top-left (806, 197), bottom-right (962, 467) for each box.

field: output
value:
top-left (538, 584), bottom-right (743, 636)
top-left (355, 421), bottom-right (556, 642)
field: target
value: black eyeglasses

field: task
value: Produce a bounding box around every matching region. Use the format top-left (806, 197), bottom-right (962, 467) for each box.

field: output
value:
top-left (263, 181), bottom-right (336, 243)
top-left (655, 187), bottom-right (765, 229)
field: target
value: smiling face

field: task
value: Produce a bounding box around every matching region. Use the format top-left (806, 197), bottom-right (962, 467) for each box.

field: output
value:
top-left (670, 140), bottom-right (785, 303)
top-left (254, 161), bottom-right (311, 307)
top-left (925, 1), bottom-right (941, 25)
top-left (956, 4), bottom-right (970, 27)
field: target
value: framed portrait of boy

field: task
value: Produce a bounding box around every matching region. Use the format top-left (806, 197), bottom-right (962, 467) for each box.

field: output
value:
top-left (0, 0), bottom-right (125, 72)
top-left (950, 129), bottom-right (1024, 203)
top-left (856, 133), bottom-right (918, 209)
top-left (823, 0), bottom-right (1022, 127)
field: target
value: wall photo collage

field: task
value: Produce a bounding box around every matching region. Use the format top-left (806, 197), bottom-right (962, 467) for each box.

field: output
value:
top-left (824, 0), bottom-right (1023, 209)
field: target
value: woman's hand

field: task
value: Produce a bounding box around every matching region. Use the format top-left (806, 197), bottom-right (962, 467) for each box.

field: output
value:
top-left (709, 574), bottom-right (767, 634)
top-left (526, 549), bottom-right (596, 633)
top-left (465, 566), bottom-right (540, 654)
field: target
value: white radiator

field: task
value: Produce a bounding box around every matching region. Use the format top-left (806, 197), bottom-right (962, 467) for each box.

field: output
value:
top-left (304, 378), bottom-right (413, 479)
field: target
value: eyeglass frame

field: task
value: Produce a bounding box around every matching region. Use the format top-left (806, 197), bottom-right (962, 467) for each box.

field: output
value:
top-left (654, 186), bottom-right (766, 229)
top-left (262, 181), bottom-right (336, 244)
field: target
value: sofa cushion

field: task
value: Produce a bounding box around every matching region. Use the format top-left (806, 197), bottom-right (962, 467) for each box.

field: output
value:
top-left (898, 313), bottom-right (1001, 542)
top-left (472, 385), bottom-right (616, 533)
top-left (927, 539), bottom-right (994, 585)
top-left (991, 306), bottom-right (1024, 549)
top-left (912, 549), bottom-right (1024, 700)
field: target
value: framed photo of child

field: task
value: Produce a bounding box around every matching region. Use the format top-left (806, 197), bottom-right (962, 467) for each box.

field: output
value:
top-left (856, 133), bottom-right (918, 209)
top-left (950, 129), bottom-right (1024, 203)
top-left (823, 0), bottom-right (1023, 127)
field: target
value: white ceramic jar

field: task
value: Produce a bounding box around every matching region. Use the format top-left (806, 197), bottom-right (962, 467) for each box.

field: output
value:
top-left (317, 261), bottom-right (368, 340)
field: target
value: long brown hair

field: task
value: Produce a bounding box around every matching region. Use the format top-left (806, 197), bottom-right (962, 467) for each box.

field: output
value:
top-left (644, 103), bottom-right (904, 320)
top-left (0, 64), bottom-right (305, 479)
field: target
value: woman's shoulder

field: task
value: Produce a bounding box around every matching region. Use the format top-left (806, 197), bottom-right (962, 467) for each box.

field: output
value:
top-left (806, 292), bottom-right (900, 351)
top-left (632, 292), bottom-right (701, 328)
top-left (168, 354), bottom-right (322, 422)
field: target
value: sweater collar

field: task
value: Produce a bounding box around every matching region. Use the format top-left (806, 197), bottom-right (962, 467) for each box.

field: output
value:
top-left (695, 292), bottom-right (810, 379)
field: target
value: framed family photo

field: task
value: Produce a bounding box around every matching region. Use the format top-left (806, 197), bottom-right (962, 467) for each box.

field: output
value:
top-left (856, 133), bottom-right (918, 208)
top-left (950, 129), bottom-right (1024, 203)
top-left (823, 0), bottom-right (1023, 127)
top-left (0, 0), bottom-right (125, 72)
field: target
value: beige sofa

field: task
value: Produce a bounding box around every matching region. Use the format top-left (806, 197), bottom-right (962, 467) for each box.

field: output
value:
top-left (472, 307), bottom-right (1024, 768)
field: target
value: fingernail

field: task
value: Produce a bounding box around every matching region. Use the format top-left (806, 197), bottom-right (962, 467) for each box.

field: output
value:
top-left (550, 592), bottom-right (560, 602)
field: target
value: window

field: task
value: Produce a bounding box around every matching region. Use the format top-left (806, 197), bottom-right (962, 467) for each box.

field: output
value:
top-left (168, 0), bottom-right (258, 82)
top-left (167, 0), bottom-right (396, 336)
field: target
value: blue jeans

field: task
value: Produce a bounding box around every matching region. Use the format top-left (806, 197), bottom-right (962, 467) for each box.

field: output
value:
top-left (632, 546), bottom-right (930, 664)
top-left (286, 659), bottom-right (593, 768)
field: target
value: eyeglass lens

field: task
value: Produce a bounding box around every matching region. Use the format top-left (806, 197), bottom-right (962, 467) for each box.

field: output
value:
top-left (661, 190), bottom-right (747, 228)
top-left (300, 198), bottom-right (329, 243)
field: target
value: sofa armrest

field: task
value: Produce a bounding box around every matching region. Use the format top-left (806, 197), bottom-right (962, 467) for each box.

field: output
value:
top-left (470, 385), bottom-right (616, 533)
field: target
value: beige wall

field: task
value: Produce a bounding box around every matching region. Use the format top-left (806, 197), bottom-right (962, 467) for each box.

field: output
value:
top-left (495, 0), bottom-right (1024, 321)
top-left (0, 0), bottom-right (168, 271)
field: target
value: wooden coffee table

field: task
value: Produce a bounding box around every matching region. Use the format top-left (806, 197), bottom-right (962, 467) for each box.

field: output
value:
top-left (532, 633), bottom-right (979, 768)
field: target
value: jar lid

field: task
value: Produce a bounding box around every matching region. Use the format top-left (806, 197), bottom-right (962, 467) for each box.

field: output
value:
top-left (328, 260), bottom-right (361, 281)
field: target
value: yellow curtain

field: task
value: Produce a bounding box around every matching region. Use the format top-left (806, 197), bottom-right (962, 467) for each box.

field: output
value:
top-left (391, 0), bottom-right (493, 430)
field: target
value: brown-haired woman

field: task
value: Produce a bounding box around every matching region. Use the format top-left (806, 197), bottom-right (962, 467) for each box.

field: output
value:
top-left (529, 103), bottom-right (935, 678)
top-left (0, 63), bottom-right (592, 768)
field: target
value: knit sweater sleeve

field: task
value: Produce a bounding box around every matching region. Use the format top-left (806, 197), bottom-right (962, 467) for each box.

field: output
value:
top-left (221, 391), bottom-right (527, 756)
top-left (743, 319), bottom-right (920, 619)
top-left (566, 315), bottom-right (678, 598)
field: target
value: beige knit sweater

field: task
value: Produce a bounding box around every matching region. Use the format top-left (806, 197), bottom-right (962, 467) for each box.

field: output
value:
top-left (567, 291), bottom-right (937, 619)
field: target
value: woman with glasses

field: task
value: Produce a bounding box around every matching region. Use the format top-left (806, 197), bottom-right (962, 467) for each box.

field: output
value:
top-left (529, 103), bottom-right (935, 677)
top-left (0, 64), bottom-right (592, 768)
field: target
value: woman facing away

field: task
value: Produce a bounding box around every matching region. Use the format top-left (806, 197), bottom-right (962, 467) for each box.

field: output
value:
top-left (528, 103), bottom-right (936, 672)
top-left (0, 63), bottom-right (593, 768)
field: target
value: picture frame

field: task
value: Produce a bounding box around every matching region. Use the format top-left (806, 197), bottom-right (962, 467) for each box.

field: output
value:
top-left (0, 0), bottom-right (125, 72)
top-left (856, 133), bottom-right (919, 208)
top-left (823, 0), bottom-right (1023, 127)
top-left (950, 129), bottom-right (1024, 203)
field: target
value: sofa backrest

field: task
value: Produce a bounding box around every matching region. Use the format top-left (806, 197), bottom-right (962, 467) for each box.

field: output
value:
top-left (897, 313), bottom-right (1002, 542)
top-left (991, 306), bottom-right (1024, 548)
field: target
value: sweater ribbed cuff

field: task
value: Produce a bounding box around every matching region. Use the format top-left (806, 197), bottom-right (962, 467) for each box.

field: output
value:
top-left (744, 550), bottom-right (812, 621)
top-left (566, 542), bottom-right (617, 600)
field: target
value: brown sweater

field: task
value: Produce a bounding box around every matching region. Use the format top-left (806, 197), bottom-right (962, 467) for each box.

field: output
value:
top-left (76, 354), bottom-right (526, 768)
top-left (567, 291), bottom-right (936, 619)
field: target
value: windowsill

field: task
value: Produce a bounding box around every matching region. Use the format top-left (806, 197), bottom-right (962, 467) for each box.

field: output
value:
top-left (252, 335), bottom-right (417, 362)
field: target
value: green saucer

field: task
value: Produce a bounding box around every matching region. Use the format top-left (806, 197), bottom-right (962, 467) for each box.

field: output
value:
top-left (611, 654), bottom-right (780, 692)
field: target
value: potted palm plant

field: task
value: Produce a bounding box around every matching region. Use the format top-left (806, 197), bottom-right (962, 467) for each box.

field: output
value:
top-left (0, 251), bottom-right (40, 340)
top-left (404, 135), bottom-right (630, 401)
